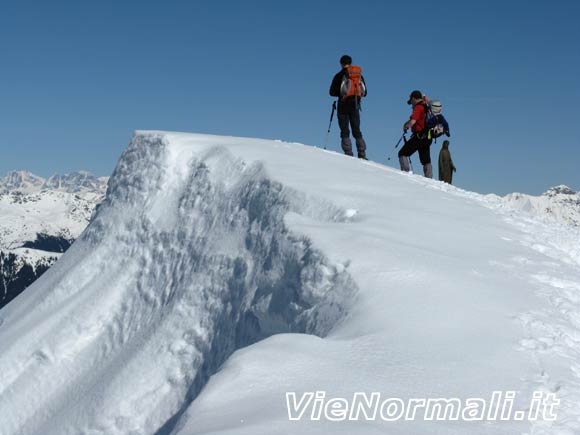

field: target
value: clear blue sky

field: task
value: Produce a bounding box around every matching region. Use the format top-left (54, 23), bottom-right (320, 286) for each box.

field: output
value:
top-left (1, 0), bottom-right (578, 195)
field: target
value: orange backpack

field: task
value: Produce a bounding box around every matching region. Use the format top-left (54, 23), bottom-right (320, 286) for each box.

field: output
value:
top-left (340, 66), bottom-right (366, 99)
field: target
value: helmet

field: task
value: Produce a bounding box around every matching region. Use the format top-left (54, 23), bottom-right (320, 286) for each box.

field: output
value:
top-left (430, 100), bottom-right (442, 115)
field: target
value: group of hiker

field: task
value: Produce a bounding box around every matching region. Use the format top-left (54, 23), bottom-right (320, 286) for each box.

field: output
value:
top-left (329, 55), bottom-right (456, 184)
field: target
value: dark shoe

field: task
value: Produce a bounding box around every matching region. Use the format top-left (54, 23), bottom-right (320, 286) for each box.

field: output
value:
top-left (358, 154), bottom-right (368, 160)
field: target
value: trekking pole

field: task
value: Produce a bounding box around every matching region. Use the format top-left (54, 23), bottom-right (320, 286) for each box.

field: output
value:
top-left (387, 133), bottom-right (406, 161)
top-left (323, 101), bottom-right (337, 150)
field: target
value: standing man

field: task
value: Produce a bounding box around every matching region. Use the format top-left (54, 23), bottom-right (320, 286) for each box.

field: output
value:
top-left (438, 140), bottom-right (457, 184)
top-left (329, 55), bottom-right (368, 159)
top-left (399, 90), bottom-right (433, 178)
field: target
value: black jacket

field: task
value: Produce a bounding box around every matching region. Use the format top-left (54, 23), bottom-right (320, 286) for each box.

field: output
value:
top-left (329, 68), bottom-right (367, 111)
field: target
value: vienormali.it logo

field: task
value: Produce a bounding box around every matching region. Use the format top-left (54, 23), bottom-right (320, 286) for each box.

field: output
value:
top-left (286, 391), bottom-right (559, 422)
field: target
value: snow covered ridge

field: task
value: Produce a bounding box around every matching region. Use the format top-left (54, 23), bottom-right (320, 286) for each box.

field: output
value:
top-left (0, 171), bottom-right (106, 309)
top-left (1, 131), bottom-right (580, 435)
top-left (488, 185), bottom-right (580, 227)
top-left (0, 132), bottom-right (355, 435)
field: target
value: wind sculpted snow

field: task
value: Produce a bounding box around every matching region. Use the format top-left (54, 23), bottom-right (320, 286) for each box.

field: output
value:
top-left (1, 132), bottom-right (580, 435)
top-left (0, 132), bottom-right (355, 435)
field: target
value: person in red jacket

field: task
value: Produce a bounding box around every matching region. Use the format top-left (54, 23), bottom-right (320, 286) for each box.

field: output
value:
top-left (398, 90), bottom-right (433, 178)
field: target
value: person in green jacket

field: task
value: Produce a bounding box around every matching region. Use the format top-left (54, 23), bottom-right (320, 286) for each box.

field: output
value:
top-left (438, 140), bottom-right (456, 184)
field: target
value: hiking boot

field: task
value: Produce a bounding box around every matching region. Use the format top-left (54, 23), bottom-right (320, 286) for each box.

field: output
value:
top-left (423, 163), bottom-right (433, 178)
top-left (355, 137), bottom-right (367, 159)
top-left (341, 137), bottom-right (353, 156)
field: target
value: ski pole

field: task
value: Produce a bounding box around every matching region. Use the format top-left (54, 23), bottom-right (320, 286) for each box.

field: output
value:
top-left (387, 133), bottom-right (406, 161)
top-left (324, 101), bottom-right (337, 150)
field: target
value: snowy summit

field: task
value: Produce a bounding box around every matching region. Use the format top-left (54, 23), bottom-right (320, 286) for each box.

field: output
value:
top-left (0, 131), bottom-right (579, 435)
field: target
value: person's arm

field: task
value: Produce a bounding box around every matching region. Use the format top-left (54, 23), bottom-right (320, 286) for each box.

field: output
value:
top-left (403, 105), bottom-right (422, 131)
top-left (442, 115), bottom-right (451, 136)
top-left (361, 75), bottom-right (367, 97)
top-left (329, 72), bottom-right (342, 97)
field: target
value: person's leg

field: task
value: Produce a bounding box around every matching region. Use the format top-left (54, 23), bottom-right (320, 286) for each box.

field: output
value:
top-left (337, 111), bottom-right (353, 156)
top-left (349, 106), bottom-right (367, 159)
top-left (355, 137), bottom-right (367, 159)
top-left (341, 137), bottom-right (353, 156)
top-left (418, 139), bottom-right (433, 178)
top-left (399, 155), bottom-right (410, 172)
top-left (398, 136), bottom-right (419, 172)
top-left (337, 112), bottom-right (353, 156)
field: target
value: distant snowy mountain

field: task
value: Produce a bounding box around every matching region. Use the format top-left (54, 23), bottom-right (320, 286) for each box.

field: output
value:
top-left (0, 171), bottom-right (106, 308)
top-left (0, 170), bottom-right (45, 194)
top-left (42, 171), bottom-right (109, 194)
top-left (488, 185), bottom-right (580, 227)
top-left (1, 132), bottom-right (579, 435)
top-left (0, 170), bottom-right (108, 195)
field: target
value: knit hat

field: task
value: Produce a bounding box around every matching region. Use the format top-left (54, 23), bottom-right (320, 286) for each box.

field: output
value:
top-left (430, 100), bottom-right (443, 115)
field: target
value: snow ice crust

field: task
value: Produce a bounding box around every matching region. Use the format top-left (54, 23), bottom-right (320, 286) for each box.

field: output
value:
top-left (1, 131), bottom-right (580, 435)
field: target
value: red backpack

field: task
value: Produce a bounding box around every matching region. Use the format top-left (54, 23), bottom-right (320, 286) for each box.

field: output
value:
top-left (340, 66), bottom-right (366, 99)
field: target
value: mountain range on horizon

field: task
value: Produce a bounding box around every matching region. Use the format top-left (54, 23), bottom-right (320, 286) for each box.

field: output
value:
top-left (0, 170), bottom-right (108, 195)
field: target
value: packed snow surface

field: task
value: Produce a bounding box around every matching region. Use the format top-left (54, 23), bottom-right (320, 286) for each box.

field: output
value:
top-left (1, 131), bottom-right (580, 435)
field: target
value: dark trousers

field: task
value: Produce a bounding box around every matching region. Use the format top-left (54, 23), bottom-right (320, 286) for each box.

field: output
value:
top-left (398, 134), bottom-right (432, 165)
top-left (338, 106), bottom-right (362, 139)
top-left (337, 100), bottom-right (366, 156)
